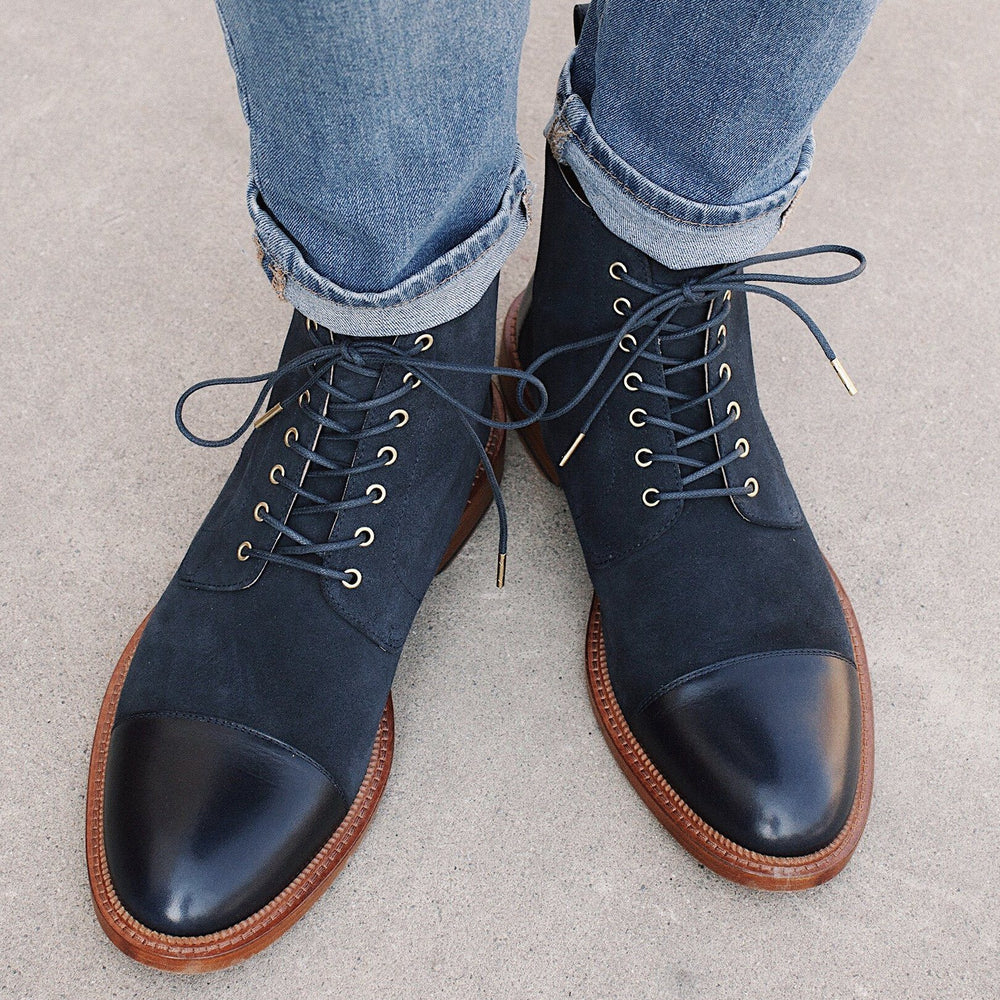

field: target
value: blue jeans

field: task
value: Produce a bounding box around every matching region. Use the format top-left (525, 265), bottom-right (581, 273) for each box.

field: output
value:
top-left (214, 0), bottom-right (878, 336)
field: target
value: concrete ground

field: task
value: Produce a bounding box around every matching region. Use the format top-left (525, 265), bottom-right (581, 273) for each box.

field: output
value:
top-left (2, 0), bottom-right (998, 996)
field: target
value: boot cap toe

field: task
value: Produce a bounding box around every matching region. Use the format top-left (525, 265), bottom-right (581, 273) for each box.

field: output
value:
top-left (103, 713), bottom-right (349, 937)
top-left (632, 650), bottom-right (862, 858)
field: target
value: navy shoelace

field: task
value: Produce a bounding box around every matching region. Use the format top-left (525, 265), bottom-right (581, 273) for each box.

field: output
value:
top-left (176, 323), bottom-right (548, 588)
top-left (519, 244), bottom-right (865, 500)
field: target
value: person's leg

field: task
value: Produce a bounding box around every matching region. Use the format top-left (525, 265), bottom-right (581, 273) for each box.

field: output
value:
top-left (87, 0), bottom-right (537, 970)
top-left (554, 0), bottom-right (878, 266)
top-left (217, 0), bottom-right (531, 333)
top-left (502, 1), bottom-right (877, 888)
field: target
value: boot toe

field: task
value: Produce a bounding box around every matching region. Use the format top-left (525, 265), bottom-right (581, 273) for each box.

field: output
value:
top-left (103, 713), bottom-right (349, 937)
top-left (630, 651), bottom-right (862, 858)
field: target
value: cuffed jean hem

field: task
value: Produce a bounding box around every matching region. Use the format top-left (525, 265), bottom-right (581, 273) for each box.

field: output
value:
top-left (545, 56), bottom-right (812, 269)
top-left (247, 156), bottom-right (531, 337)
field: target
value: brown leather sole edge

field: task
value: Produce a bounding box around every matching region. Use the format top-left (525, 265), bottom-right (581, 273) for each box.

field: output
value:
top-left (499, 290), bottom-right (874, 890)
top-left (86, 383), bottom-right (507, 972)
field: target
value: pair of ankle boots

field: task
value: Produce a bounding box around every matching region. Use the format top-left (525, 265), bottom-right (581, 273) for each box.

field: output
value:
top-left (85, 147), bottom-right (874, 971)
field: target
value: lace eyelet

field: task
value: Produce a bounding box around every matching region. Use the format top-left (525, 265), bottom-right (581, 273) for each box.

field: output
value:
top-left (719, 363), bottom-right (731, 382)
top-left (367, 483), bottom-right (386, 504)
top-left (354, 526), bottom-right (375, 547)
top-left (389, 408), bottom-right (409, 428)
top-left (378, 445), bottom-right (397, 467)
top-left (723, 290), bottom-right (732, 302)
top-left (609, 261), bottom-right (628, 280)
top-left (403, 371), bottom-right (421, 388)
top-left (284, 427), bottom-right (299, 447)
top-left (253, 501), bottom-right (269, 522)
top-left (415, 333), bottom-right (434, 352)
top-left (613, 297), bottom-right (632, 316)
top-left (298, 390), bottom-right (311, 407)
top-left (642, 488), bottom-right (661, 507)
top-left (744, 477), bottom-right (759, 498)
top-left (342, 568), bottom-right (362, 589)
top-left (716, 324), bottom-right (727, 346)
top-left (236, 541), bottom-right (252, 561)
top-left (623, 371), bottom-right (643, 391)
top-left (304, 317), bottom-right (318, 332)
top-left (269, 464), bottom-right (285, 485)
top-left (735, 437), bottom-right (750, 458)
top-left (629, 408), bottom-right (648, 428)
top-left (619, 334), bottom-right (637, 353)
top-left (726, 401), bottom-right (741, 421)
top-left (634, 448), bottom-right (653, 468)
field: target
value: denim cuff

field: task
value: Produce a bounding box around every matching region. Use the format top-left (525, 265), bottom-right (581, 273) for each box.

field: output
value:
top-left (248, 156), bottom-right (531, 337)
top-left (545, 55), bottom-right (812, 269)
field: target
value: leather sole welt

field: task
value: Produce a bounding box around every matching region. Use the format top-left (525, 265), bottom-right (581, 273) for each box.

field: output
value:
top-left (86, 383), bottom-right (507, 972)
top-left (499, 290), bottom-right (874, 890)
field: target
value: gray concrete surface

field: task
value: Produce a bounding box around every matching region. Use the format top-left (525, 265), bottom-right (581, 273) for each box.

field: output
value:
top-left (2, 0), bottom-right (998, 996)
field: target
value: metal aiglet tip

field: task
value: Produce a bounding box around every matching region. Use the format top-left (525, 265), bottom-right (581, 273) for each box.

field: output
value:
top-left (253, 402), bottom-right (283, 428)
top-left (559, 432), bottom-right (585, 467)
top-left (830, 357), bottom-right (858, 396)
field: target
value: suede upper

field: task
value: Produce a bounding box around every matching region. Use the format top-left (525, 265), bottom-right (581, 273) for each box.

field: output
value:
top-left (115, 280), bottom-right (499, 806)
top-left (519, 152), bottom-right (855, 710)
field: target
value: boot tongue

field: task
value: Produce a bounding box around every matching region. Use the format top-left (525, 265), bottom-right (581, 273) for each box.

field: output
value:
top-left (285, 331), bottom-right (393, 546)
top-left (644, 259), bottom-right (724, 489)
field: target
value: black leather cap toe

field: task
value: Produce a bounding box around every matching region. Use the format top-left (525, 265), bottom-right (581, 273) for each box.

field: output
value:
top-left (103, 714), bottom-right (349, 937)
top-left (630, 651), bottom-right (862, 858)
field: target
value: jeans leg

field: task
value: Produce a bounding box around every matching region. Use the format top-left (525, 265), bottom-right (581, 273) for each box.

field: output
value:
top-left (549, 0), bottom-right (879, 267)
top-left (215, 0), bottom-right (531, 335)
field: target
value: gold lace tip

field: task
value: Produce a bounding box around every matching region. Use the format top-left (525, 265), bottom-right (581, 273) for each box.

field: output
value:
top-left (496, 553), bottom-right (506, 589)
top-left (253, 403), bottom-right (283, 428)
top-left (831, 358), bottom-right (858, 396)
top-left (559, 432), bottom-right (585, 467)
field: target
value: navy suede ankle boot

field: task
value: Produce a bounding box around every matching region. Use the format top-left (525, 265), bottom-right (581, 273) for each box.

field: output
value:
top-left (500, 147), bottom-right (874, 890)
top-left (86, 278), bottom-right (541, 970)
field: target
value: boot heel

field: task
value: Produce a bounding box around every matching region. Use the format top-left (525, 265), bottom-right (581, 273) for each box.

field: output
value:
top-left (498, 290), bottom-right (561, 486)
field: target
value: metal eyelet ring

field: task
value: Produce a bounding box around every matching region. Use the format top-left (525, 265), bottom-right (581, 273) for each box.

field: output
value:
top-left (629, 408), bottom-right (648, 428)
top-left (298, 390), bottom-right (311, 407)
top-left (716, 324), bottom-right (727, 346)
top-left (619, 334), bottom-right (637, 353)
top-left (284, 426), bottom-right (299, 447)
top-left (719, 363), bottom-right (732, 382)
top-left (342, 568), bottom-right (362, 589)
top-left (403, 371), bottom-right (421, 388)
top-left (726, 401), bottom-right (741, 421)
top-left (389, 409), bottom-right (409, 428)
top-left (269, 464), bottom-right (285, 485)
top-left (305, 318), bottom-right (318, 331)
top-left (744, 477), bottom-right (759, 498)
top-left (735, 437), bottom-right (750, 459)
top-left (623, 371), bottom-right (643, 391)
top-left (613, 297), bottom-right (632, 316)
top-left (253, 501), bottom-right (269, 522)
top-left (367, 483), bottom-right (386, 504)
top-left (609, 261), bottom-right (628, 280)
top-left (354, 526), bottom-right (375, 547)
top-left (723, 290), bottom-right (732, 302)
top-left (236, 541), bottom-right (252, 561)
top-left (634, 448), bottom-right (653, 468)
top-left (642, 488), bottom-right (661, 507)
top-left (415, 333), bottom-right (434, 352)
top-left (378, 445), bottom-right (397, 467)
